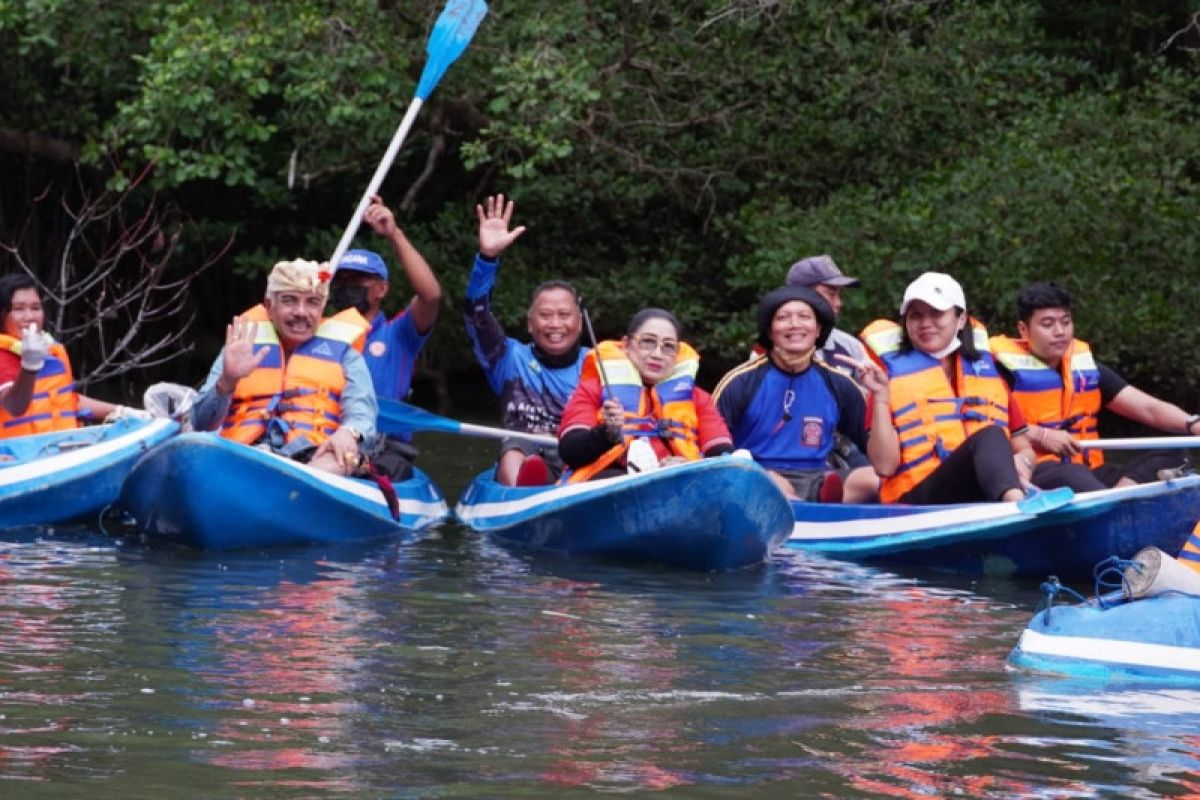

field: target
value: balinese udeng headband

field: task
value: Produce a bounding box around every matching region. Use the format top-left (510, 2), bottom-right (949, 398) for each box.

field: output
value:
top-left (266, 259), bottom-right (332, 298)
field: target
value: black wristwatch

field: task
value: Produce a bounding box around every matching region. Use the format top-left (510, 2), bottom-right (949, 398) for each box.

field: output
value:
top-left (1186, 415), bottom-right (1200, 435)
top-left (344, 426), bottom-right (364, 444)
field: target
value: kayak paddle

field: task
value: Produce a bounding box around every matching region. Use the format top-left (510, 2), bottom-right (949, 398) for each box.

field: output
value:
top-left (329, 0), bottom-right (488, 272)
top-left (1080, 436), bottom-right (1200, 450)
top-left (377, 398), bottom-right (556, 446)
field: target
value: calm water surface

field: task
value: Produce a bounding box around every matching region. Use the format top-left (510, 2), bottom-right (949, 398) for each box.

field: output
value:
top-left (1, 433), bottom-right (1198, 798)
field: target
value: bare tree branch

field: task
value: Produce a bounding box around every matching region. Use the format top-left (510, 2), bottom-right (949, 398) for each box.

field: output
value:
top-left (1, 165), bottom-right (234, 391)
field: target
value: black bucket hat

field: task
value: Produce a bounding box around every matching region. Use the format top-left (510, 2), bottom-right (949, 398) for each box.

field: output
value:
top-left (756, 285), bottom-right (835, 351)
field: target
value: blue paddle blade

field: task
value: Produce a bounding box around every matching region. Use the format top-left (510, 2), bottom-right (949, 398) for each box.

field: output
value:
top-left (1017, 485), bottom-right (1075, 515)
top-left (415, 0), bottom-right (488, 101)
top-left (377, 399), bottom-right (460, 436)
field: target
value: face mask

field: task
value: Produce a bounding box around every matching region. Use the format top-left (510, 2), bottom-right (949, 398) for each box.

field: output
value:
top-left (928, 337), bottom-right (962, 359)
top-left (329, 283), bottom-right (371, 316)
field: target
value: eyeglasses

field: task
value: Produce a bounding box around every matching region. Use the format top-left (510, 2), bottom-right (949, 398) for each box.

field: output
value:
top-left (633, 336), bottom-right (679, 357)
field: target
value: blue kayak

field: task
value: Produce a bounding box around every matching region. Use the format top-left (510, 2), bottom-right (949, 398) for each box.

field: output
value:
top-left (1009, 593), bottom-right (1200, 684)
top-left (0, 417), bottom-right (178, 529)
top-left (455, 455), bottom-right (794, 571)
top-left (787, 475), bottom-right (1200, 578)
top-left (118, 432), bottom-right (449, 549)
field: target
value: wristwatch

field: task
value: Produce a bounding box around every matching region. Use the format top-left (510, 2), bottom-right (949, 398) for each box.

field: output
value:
top-left (1186, 415), bottom-right (1200, 435)
top-left (344, 426), bottom-right (364, 444)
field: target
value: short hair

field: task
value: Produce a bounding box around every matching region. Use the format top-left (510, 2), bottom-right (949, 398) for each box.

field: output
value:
top-left (527, 280), bottom-right (579, 314)
top-left (0, 273), bottom-right (40, 319)
top-left (626, 308), bottom-right (681, 339)
top-left (1016, 282), bottom-right (1073, 323)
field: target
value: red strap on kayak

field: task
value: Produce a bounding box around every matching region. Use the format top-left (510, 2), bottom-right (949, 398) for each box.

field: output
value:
top-left (367, 467), bottom-right (401, 521)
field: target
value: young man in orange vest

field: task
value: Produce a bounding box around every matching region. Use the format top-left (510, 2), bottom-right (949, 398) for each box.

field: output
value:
top-left (191, 259), bottom-right (376, 476)
top-left (991, 281), bottom-right (1196, 492)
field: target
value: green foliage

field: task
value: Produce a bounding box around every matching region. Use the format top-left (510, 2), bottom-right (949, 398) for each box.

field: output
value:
top-left (730, 63), bottom-right (1200, 400)
top-left (3, 0), bottom-right (1200, 406)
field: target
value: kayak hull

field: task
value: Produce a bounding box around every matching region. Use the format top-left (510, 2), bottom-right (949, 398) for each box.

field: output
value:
top-left (118, 433), bottom-right (448, 549)
top-left (0, 417), bottom-right (178, 529)
top-left (1009, 594), bottom-right (1200, 684)
top-left (455, 456), bottom-right (793, 571)
top-left (787, 476), bottom-right (1200, 578)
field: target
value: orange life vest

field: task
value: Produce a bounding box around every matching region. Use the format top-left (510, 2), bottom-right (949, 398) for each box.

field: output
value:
top-left (566, 340), bottom-right (703, 483)
top-left (0, 334), bottom-right (81, 438)
top-left (989, 335), bottom-right (1103, 468)
top-left (220, 305), bottom-right (368, 446)
top-left (861, 318), bottom-right (1010, 504)
top-left (1180, 521), bottom-right (1200, 575)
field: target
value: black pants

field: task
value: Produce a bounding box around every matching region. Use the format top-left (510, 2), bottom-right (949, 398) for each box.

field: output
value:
top-left (898, 426), bottom-right (1021, 505)
top-left (1035, 450), bottom-right (1190, 492)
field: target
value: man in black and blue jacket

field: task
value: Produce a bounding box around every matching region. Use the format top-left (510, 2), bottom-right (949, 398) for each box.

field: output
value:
top-left (464, 194), bottom-right (588, 485)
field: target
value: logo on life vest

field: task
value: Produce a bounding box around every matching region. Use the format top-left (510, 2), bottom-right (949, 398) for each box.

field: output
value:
top-left (801, 416), bottom-right (824, 448)
top-left (369, 340), bottom-right (387, 358)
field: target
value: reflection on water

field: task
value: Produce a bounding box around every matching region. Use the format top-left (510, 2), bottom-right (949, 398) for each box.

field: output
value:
top-left (1, 438), bottom-right (1198, 797)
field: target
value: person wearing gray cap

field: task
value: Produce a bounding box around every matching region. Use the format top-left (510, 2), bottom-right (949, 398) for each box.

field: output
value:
top-left (785, 254), bottom-right (876, 499)
top-left (785, 254), bottom-right (867, 370)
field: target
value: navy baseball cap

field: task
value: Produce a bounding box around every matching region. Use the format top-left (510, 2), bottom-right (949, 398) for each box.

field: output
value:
top-left (337, 249), bottom-right (388, 280)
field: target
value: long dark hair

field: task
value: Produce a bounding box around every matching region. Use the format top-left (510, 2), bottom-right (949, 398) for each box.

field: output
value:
top-left (897, 308), bottom-right (980, 360)
top-left (0, 273), bottom-right (40, 320)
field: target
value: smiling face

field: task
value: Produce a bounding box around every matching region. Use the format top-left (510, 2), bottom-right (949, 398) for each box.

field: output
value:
top-left (770, 300), bottom-right (820, 357)
top-left (265, 290), bottom-right (326, 351)
top-left (903, 300), bottom-right (964, 356)
top-left (526, 288), bottom-right (582, 356)
top-left (1018, 307), bottom-right (1073, 367)
top-left (623, 316), bottom-right (680, 385)
top-left (4, 288), bottom-right (44, 338)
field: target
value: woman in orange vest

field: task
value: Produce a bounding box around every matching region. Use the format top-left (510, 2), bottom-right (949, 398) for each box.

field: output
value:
top-left (846, 272), bottom-right (1037, 505)
top-left (558, 308), bottom-right (733, 481)
top-left (0, 273), bottom-right (147, 437)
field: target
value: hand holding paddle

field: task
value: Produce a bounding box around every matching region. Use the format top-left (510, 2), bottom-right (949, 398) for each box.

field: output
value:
top-left (377, 398), bottom-right (556, 446)
top-left (601, 398), bottom-right (624, 443)
top-left (1032, 425), bottom-right (1082, 458)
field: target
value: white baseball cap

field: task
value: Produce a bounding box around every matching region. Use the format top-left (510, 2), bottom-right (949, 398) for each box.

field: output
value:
top-left (900, 271), bottom-right (966, 314)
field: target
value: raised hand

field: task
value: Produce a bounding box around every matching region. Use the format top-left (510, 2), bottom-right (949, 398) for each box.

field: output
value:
top-left (836, 353), bottom-right (889, 398)
top-left (18, 323), bottom-right (52, 372)
top-left (219, 318), bottom-right (268, 390)
top-left (363, 194), bottom-right (398, 238)
top-left (476, 193), bottom-right (526, 259)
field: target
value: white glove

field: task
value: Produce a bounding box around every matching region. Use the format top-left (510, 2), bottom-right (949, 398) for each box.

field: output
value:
top-left (104, 405), bottom-right (154, 423)
top-left (19, 323), bottom-right (52, 372)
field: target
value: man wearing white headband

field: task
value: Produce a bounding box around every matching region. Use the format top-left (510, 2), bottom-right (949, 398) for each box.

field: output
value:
top-left (192, 259), bottom-right (377, 476)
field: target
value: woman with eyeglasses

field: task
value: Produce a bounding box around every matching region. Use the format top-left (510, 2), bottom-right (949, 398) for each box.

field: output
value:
top-left (844, 272), bottom-right (1038, 505)
top-left (713, 286), bottom-right (875, 503)
top-left (558, 308), bottom-right (733, 482)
